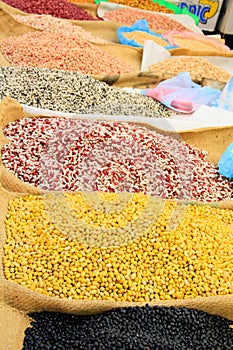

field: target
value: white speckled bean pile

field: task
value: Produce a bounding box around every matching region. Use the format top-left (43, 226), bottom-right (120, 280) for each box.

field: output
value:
top-left (0, 66), bottom-right (171, 117)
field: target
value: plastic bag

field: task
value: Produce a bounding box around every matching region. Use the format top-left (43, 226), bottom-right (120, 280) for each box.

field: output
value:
top-left (218, 142), bottom-right (233, 179)
top-left (144, 72), bottom-right (221, 113)
top-left (117, 19), bottom-right (177, 49)
top-left (217, 76), bottom-right (233, 112)
top-left (163, 30), bottom-right (232, 53)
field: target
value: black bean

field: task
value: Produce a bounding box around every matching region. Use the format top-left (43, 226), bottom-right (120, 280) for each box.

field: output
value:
top-left (23, 306), bottom-right (233, 350)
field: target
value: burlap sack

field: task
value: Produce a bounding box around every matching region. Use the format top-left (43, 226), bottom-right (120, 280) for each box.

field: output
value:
top-left (0, 302), bottom-right (31, 350)
top-left (0, 185), bottom-right (233, 322)
top-left (1, 96), bottom-right (233, 193)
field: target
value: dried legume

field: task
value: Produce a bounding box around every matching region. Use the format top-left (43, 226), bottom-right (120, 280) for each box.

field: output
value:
top-left (124, 31), bottom-right (170, 47)
top-left (2, 118), bottom-right (233, 201)
top-left (104, 8), bottom-right (189, 33)
top-left (148, 57), bottom-right (231, 82)
top-left (2, 0), bottom-right (95, 20)
top-left (23, 307), bottom-right (233, 350)
top-left (0, 66), bottom-right (171, 117)
top-left (3, 193), bottom-right (233, 300)
top-left (103, 0), bottom-right (174, 13)
top-left (12, 14), bottom-right (107, 44)
top-left (0, 32), bottom-right (133, 75)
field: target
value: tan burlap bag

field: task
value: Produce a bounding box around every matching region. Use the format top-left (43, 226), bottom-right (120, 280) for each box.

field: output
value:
top-left (1, 96), bottom-right (233, 193)
top-left (0, 185), bottom-right (233, 323)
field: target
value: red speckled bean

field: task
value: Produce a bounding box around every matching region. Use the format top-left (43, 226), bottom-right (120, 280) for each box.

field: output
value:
top-left (2, 0), bottom-right (95, 20)
top-left (104, 8), bottom-right (189, 33)
top-left (0, 32), bottom-right (134, 75)
top-left (2, 117), bottom-right (232, 202)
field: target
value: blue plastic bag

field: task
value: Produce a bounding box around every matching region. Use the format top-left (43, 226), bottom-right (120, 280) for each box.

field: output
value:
top-left (144, 72), bottom-right (221, 113)
top-left (116, 19), bottom-right (177, 50)
top-left (217, 76), bottom-right (233, 111)
top-left (218, 142), bottom-right (233, 179)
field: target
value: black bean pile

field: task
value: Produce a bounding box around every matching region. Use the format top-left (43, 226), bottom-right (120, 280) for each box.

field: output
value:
top-left (23, 306), bottom-right (233, 350)
top-left (0, 66), bottom-right (171, 118)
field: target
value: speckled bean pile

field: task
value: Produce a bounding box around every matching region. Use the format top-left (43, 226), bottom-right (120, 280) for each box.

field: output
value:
top-left (3, 193), bottom-right (233, 300)
top-left (104, 0), bottom-right (174, 13)
top-left (104, 8), bottom-right (189, 32)
top-left (0, 32), bottom-right (133, 75)
top-left (2, 0), bottom-right (95, 20)
top-left (0, 66), bottom-right (170, 117)
top-left (12, 14), bottom-right (107, 44)
top-left (2, 118), bottom-right (233, 201)
top-left (148, 57), bottom-right (231, 82)
top-left (23, 308), bottom-right (233, 350)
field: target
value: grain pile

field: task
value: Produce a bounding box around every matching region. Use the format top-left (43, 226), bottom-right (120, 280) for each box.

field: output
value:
top-left (0, 66), bottom-right (171, 117)
top-left (0, 32), bottom-right (133, 75)
top-left (148, 57), bottom-right (231, 82)
top-left (1, 0), bottom-right (95, 20)
top-left (123, 31), bottom-right (170, 47)
top-left (2, 118), bottom-right (233, 201)
top-left (104, 8), bottom-right (189, 33)
top-left (104, 0), bottom-right (174, 13)
top-left (12, 14), bottom-right (107, 44)
top-left (3, 193), bottom-right (233, 300)
top-left (23, 307), bottom-right (233, 350)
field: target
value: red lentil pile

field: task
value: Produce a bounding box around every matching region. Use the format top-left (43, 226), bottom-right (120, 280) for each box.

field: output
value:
top-left (2, 117), bottom-right (232, 202)
top-left (0, 32), bottom-right (133, 75)
top-left (12, 14), bottom-right (107, 44)
top-left (104, 8), bottom-right (189, 32)
top-left (2, 0), bottom-right (95, 20)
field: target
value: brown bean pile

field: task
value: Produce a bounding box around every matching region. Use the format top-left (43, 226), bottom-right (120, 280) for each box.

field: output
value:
top-left (105, 0), bottom-right (173, 13)
top-left (0, 32), bottom-right (134, 75)
top-left (12, 14), bottom-right (107, 44)
top-left (148, 57), bottom-right (231, 82)
top-left (104, 8), bottom-right (189, 33)
top-left (124, 31), bottom-right (170, 47)
top-left (2, 0), bottom-right (95, 20)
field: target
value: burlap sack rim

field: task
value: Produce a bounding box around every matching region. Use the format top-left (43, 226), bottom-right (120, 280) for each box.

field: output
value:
top-left (1, 185), bottom-right (233, 320)
top-left (1, 96), bottom-right (233, 196)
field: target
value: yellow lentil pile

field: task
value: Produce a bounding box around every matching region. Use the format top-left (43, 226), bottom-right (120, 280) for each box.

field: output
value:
top-left (4, 192), bottom-right (233, 302)
top-left (148, 57), bottom-right (231, 82)
top-left (105, 0), bottom-right (173, 13)
top-left (124, 31), bottom-right (169, 47)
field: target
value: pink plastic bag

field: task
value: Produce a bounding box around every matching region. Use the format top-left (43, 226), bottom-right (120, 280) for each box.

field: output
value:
top-left (145, 72), bottom-right (221, 113)
top-left (163, 31), bottom-right (232, 53)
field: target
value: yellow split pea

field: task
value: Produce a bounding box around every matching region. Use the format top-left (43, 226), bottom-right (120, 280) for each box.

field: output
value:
top-left (3, 192), bottom-right (233, 302)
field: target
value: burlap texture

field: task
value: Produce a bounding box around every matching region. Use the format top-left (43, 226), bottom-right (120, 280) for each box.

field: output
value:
top-left (0, 302), bottom-right (31, 350)
top-left (0, 185), bottom-right (232, 322)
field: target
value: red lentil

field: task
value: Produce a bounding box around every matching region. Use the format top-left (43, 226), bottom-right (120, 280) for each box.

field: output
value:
top-left (2, 117), bottom-right (232, 202)
top-left (12, 14), bottom-right (107, 44)
top-left (104, 8), bottom-right (189, 33)
top-left (0, 32), bottom-right (133, 75)
top-left (2, 0), bottom-right (95, 20)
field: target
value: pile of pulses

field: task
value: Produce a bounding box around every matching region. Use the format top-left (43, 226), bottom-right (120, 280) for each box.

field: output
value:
top-left (104, 0), bottom-right (173, 13)
top-left (1, 0), bottom-right (95, 20)
top-left (3, 193), bottom-right (233, 301)
top-left (103, 8), bottom-right (189, 32)
top-left (0, 66), bottom-right (170, 117)
top-left (124, 31), bottom-right (170, 47)
top-left (149, 57), bottom-right (231, 82)
top-left (23, 308), bottom-right (233, 350)
top-left (2, 118), bottom-right (233, 201)
top-left (12, 14), bottom-right (107, 44)
top-left (0, 32), bottom-right (133, 75)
